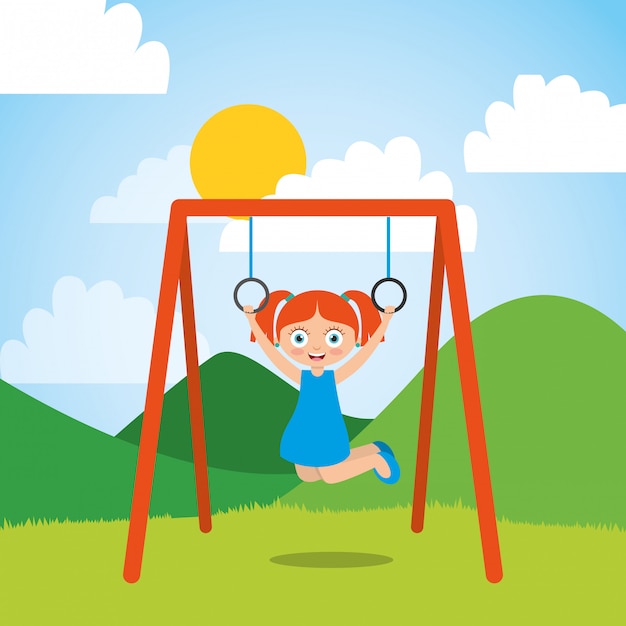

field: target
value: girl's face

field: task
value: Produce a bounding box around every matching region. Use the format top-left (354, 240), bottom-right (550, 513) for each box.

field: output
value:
top-left (278, 310), bottom-right (357, 368)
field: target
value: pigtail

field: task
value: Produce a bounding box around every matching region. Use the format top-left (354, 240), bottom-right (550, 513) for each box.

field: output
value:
top-left (250, 290), bottom-right (292, 343)
top-left (342, 290), bottom-right (383, 346)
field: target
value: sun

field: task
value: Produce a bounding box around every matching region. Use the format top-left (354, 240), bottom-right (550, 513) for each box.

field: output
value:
top-left (190, 104), bottom-right (306, 218)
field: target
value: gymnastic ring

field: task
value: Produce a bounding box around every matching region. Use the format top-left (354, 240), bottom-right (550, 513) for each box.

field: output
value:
top-left (233, 277), bottom-right (270, 313)
top-left (371, 277), bottom-right (407, 313)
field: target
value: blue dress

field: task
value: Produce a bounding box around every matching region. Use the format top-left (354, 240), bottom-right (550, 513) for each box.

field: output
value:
top-left (280, 370), bottom-right (350, 467)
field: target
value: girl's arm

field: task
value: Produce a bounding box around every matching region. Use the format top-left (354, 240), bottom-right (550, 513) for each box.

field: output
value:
top-left (334, 305), bottom-right (394, 384)
top-left (243, 305), bottom-right (301, 385)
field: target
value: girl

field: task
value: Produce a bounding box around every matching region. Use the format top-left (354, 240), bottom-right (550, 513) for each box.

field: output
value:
top-left (243, 289), bottom-right (400, 485)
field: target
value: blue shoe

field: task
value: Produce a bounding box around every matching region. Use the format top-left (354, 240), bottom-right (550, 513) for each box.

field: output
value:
top-left (373, 441), bottom-right (395, 457)
top-left (373, 451), bottom-right (401, 485)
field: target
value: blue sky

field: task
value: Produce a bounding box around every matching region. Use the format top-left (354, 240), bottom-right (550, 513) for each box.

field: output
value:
top-left (1, 0), bottom-right (625, 433)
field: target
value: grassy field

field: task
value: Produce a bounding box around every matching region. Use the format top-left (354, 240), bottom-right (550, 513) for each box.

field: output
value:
top-left (1, 503), bottom-right (624, 625)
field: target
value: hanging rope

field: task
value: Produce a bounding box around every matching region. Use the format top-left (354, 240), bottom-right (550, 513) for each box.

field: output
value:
top-left (249, 216), bottom-right (254, 278)
top-left (386, 216), bottom-right (391, 278)
top-left (233, 216), bottom-right (269, 312)
top-left (371, 216), bottom-right (407, 312)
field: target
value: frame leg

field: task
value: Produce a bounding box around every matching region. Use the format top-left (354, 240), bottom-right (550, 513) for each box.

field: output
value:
top-left (440, 208), bottom-right (503, 583)
top-left (179, 230), bottom-right (212, 532)
top-left (412, 221), bottom-right (445, 532)
top-left (123, 214), bottom-right (187, 583)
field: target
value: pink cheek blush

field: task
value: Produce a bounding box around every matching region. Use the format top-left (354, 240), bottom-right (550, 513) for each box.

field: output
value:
top-left (290, 348), bottom-right (306, 356)
top-left (329, 348), bottom-right (343, 356)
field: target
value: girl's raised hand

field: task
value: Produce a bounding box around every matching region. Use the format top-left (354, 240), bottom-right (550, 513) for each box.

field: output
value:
top-left (383, 305), bottom-right (395, 315)
top-left (243, 305), bottom-right (255, 316)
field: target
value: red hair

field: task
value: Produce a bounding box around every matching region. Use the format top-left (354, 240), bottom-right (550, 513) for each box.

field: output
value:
top-left (251, 289), bottom-right (383, 346)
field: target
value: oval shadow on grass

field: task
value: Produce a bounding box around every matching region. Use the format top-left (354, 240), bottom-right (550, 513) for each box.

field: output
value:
top-left (270, 552), bottom-right (393, 568)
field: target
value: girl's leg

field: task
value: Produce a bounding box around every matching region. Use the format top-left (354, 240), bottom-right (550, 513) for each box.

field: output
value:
top-left (317, 449), bottom-right (391, 484)
top-left (346, 443), bottom-right (383, 460)
top-left (294, 445), bottom-right (381, 482)
top-left (294, 464), bottom-right (322, 482)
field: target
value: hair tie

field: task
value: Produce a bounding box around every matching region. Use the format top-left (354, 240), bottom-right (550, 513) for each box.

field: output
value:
top-left (340, 293), bottom-right (351, 302)
top-left (285, 293), bottom-right (294, 302)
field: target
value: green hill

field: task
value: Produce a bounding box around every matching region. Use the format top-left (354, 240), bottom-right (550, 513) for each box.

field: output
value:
top-left (0, 380), bottom-right (297, 525)
top-left (116, 351), bottom-right (369, 473)
top-left (282, 296), bottom-right (626, 529)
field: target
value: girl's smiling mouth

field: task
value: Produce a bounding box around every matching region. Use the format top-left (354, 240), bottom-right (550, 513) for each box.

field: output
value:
top-left (308, 352), bottom-right (326, 361)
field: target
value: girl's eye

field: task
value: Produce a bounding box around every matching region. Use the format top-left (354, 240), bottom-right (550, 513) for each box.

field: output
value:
top-left (325, 331), bottom-right (343, 347)
top-left (290, 331), bottom-right (309, 347)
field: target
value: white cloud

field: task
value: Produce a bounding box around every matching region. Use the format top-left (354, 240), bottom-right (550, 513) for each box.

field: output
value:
top-left (0, 277), bottom-right (210, 383)
top-left (464, 74), bottom-right (626, 172)
top-left (90, 146), bottom-right (228, 224)
top-left (0, 0), bottom-right (169, 94)
top-left (219, 137), bottom-right (477, 252)
top-left (269, 136), bottom-right (453, 199)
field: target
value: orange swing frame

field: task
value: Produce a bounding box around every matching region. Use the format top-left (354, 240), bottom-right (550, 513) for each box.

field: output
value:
top-left (123, 198), bottom-right (503, 584)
